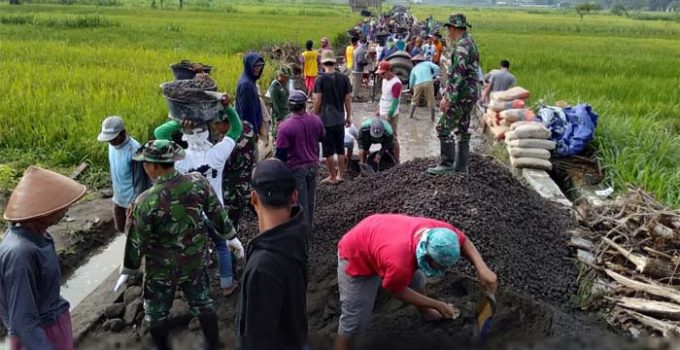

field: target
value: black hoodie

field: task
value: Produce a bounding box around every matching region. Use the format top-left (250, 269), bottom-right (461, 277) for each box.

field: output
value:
top-left (236, 206), bottom-right (309, 350)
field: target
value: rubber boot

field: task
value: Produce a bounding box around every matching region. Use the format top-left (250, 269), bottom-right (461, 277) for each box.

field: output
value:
top-left (430, 107), bottom-right (436, 122)
top-left (149, 322), bottom-right (172, 350)
top-left (427, 139), bottom-right (455, 175)
top-left (454, 140), bottom-right (470, 174)
top-left (198, 311), bottom-right (221, 350)
top-left (408, 105), bottom-right (416, 119)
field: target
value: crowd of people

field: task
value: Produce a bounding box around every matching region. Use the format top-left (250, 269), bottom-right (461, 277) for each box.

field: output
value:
top-left (0, 10), bottom-right (518, 350)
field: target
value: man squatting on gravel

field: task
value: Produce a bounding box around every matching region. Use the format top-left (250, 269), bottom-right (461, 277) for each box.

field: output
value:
top-left (335, 214), bottom-right (498, 350)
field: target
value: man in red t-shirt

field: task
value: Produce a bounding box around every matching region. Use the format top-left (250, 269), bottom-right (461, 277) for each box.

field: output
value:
top-left (335, 214), bottom-right (497, 350)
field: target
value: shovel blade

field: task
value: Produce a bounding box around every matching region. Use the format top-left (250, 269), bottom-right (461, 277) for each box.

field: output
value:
top-left (473, 291), bottom-right (496, 340)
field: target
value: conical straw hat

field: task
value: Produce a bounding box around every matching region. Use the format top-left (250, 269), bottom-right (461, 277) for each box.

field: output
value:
top-left (3, 166), bottom-right (86, 222)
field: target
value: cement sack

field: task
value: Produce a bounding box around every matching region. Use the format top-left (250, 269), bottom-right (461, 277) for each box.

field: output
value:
top-left (505, 126), bottom-right (551, 141)
top-left (510, 156), bottom-right (553, 171)
top-left (508, 147), bottom-right (551, 160)
top-left (490, 86), bottom-right (530, 102)
top-left (500, 109), bottom-right (536, 123)
top-left (484, 110), bottom-right (500, 127)
top-left (508, 138), bottom-right (556, 150)
top-left (489, 124), bottom-right (509, 141)
top-left (510, 121), bottom-right (542, 131)
top-left (488, 99), bottom-right (525, 112)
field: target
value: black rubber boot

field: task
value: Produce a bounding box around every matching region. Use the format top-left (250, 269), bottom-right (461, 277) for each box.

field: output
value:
top-left (198, 311), bottom-right (221, 350)
top-left (427, 138), bottom-right (455, 175)
top-left (454, 140), bottom-right (470, 174)
top-left (149, 322), bottom-right (172, 350)
top-left (408, 105), bottom-right (416, 119)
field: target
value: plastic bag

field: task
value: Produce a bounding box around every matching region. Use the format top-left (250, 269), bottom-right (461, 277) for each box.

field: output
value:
top-left (537, 104), bottom-right (599, 157)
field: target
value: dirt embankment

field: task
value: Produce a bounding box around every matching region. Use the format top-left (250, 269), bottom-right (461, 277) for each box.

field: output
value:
top-left (50, 196), bottom-right (118, 281)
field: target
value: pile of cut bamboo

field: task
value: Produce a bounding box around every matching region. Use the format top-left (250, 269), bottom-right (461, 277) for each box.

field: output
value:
top-left (571, 185), bottom-right (680, 337)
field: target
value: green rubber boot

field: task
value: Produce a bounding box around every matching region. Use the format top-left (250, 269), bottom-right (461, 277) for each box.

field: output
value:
top-left (427, 139), bottom-right (456, 175)
top-left (149, 321), bottom-right (172, 350)
top-left (454, 140), bottom-right (470, 174)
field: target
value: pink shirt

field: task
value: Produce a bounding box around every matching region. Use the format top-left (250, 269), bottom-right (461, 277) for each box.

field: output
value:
top-left (338, 214), bottom-right (467, 293)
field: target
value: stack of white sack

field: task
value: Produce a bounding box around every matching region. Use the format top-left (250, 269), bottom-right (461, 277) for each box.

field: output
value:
top-left (505, 121), bottom-right (555, 171)
top-left (484, 86), bottom-right (532, 141)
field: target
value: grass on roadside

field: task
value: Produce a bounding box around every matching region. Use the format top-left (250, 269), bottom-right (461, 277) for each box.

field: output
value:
top-left (0, 3), bottom-right (678, 206)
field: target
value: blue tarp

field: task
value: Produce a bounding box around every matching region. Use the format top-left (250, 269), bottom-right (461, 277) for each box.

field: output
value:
top-left (538, 104), bottom-right (599, 157)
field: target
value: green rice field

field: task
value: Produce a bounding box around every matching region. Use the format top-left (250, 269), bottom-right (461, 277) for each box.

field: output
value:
top-left (0, 2), bottom-right (678, 206)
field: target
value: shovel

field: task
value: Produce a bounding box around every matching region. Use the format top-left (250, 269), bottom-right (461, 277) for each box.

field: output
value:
top-left (473, 290), bottom-right (496, 341)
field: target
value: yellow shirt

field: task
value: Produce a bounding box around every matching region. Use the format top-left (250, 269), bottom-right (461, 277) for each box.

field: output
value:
top-left (345, 45), bottom-right (354, 70)
top-left (301, 50), bottom-right (319, 77)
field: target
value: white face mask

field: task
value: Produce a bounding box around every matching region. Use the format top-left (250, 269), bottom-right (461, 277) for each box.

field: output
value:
top-left (182, 129), bottom-right (212, 152)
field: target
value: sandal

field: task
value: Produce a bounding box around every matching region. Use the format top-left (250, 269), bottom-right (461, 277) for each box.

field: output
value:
top-left (320, 177), bottom-right (337, 184)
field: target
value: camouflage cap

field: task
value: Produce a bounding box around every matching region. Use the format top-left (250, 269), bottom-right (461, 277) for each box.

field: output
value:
top-left (278, 66), bottom-right (292, 77)
top-left (444, 13), bottom-right (471, 29)
top-left (133, 139), bottom-right (185, 163)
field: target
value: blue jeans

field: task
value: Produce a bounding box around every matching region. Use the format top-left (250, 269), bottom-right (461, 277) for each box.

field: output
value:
top-left (292, 165), bottom-right (319, 228)
top-left (206, 222), bottom-right (234, 289)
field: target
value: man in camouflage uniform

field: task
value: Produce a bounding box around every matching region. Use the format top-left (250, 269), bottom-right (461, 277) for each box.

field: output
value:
top-left (223, 120), bottom-right (257, 230)
top-left (427, 13), bottom-right (480, 175)
top-left (120, 140), bottom-right (235, 350)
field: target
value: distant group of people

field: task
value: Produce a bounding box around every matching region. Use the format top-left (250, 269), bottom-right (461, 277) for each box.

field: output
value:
top-left (0, 10), bottom-right (511, 350)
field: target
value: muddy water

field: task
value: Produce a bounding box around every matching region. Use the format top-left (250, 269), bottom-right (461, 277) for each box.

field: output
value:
top-left (61, 234), bottom-right (126, 309)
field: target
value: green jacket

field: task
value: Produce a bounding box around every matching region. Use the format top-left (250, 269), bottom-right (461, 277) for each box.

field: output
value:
top-left (268, 80), bottom-right (290, 122)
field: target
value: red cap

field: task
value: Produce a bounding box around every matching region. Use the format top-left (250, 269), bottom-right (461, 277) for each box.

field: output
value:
top-left (376, 61), bottom-right (392, 74)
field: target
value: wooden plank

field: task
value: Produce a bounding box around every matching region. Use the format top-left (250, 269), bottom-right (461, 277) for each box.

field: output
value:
top-left (623, 310), bottom-right (680, 337)
top-left (617, 297), bottom-right (680, 320)
top-left (605, 269), bottom-right (680, 304)
top-left (602, 237), bottom-right (647, 272)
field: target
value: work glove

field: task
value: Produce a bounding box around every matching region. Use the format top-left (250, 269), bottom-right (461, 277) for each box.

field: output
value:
top-left (227, 237), bottom-right (245, 260)
top-left (113, 274), bottom-right (129, 292)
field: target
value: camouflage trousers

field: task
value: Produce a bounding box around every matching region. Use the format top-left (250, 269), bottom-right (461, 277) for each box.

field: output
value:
top-left (143, 270), bottom-right (214, 326)
top-left (270, 116), bottom-right (284, 140)
top-left (436, 104), bottom-right (474, 142)
top-left (223, 180), bottom-right (251, 229)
